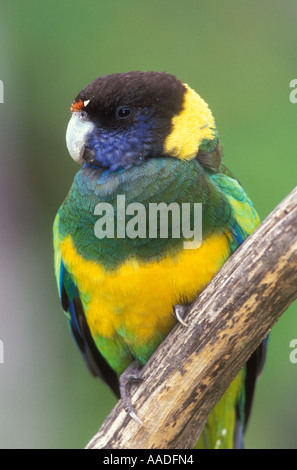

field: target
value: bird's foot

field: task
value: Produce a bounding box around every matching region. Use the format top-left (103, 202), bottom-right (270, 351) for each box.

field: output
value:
top-left (173, 304), bottom-right (189, 327)
top-left (119, 361), bottom-right (144, 426)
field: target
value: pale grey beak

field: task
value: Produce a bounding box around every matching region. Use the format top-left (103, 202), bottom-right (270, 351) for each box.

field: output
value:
top-left (66, 113), bottom-right (94, 163)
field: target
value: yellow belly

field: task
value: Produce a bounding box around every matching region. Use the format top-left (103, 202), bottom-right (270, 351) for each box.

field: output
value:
top-left (60, 231), bottom-right (231, 346)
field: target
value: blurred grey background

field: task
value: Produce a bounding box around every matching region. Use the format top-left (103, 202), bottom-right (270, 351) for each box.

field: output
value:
top-left (0, 0), bottom-right (297, 448)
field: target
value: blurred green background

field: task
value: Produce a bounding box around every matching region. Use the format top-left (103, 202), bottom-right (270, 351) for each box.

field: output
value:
top-left (0, 0), bottom-right (296, 449)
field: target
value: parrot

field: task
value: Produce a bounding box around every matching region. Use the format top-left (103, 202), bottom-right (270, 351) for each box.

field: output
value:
top-left (53, 71), bottom-right (266, 449)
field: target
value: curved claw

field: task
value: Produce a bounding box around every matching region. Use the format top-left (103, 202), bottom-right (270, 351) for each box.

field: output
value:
top-left (119, 361), bottom-right (144, 426)
top-left (128, 410), bottom-right (144, 426)
top-left (174, 304), bottom-right (189, 327)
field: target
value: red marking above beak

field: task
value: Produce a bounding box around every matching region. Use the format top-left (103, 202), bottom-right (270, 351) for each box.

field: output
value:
top-left (71, 99), bottom-right (84, 112)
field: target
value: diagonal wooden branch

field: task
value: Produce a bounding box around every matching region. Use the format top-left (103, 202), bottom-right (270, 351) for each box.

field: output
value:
top-left (86, 186), bottom-right (297, 449)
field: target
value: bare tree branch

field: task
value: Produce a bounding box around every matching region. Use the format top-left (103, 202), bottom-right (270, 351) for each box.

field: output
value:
top-left (86, 186), bottom-right (297, 449)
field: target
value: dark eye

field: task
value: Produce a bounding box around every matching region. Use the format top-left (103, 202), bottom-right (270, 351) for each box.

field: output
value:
top-left (116, 106), bottom-right (132, 119)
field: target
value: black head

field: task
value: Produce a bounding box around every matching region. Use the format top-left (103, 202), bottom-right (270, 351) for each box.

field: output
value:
top-left (66, 71), bottom-right (218, 172)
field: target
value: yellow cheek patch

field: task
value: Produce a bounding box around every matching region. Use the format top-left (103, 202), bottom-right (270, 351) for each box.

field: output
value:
top-left (164, 84), bottom-right (216, 160)
top-left (60, 231), bottom-right (230, 344)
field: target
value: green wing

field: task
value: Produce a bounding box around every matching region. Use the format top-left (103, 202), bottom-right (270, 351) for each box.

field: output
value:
top-left (53, 213), bottom-right (120, 397)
